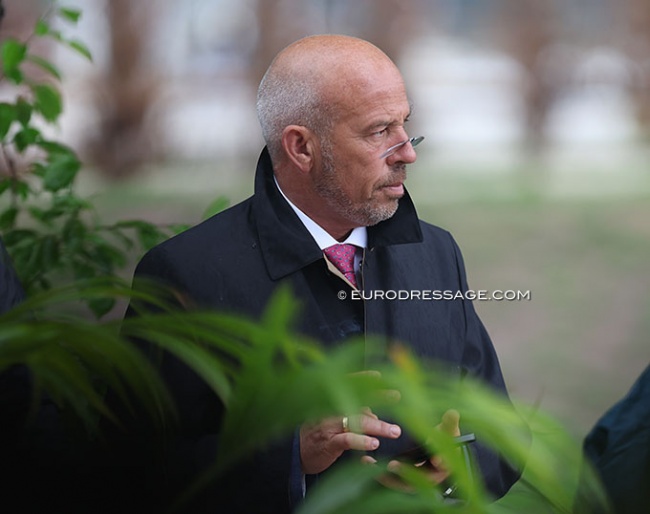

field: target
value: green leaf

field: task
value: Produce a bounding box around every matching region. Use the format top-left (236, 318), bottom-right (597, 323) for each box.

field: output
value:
top-left (34, 20), bottom-right (50, 36)
top-left (67, 39), bottom-right (92, 61)
top-left (63, 217), bottom-right (87, 251)
top-left (114, 220), bottom-right (167, 249)
top-left (142, 330), bottom-right (233, 404)
top-left (105, 226), bottom-right (134, 251)
top-left (16, 99), bottom-right (32, 126)
top-left (42, 154), bottom-right (81, 191)
top-left (36, 276), bottom-right (51, 290)
top-left (92, 242), bottom-right (126, 271)
top-left (2, 228), bottom-right (37, 248)
top-left (136, 223), bottom-right (166, 249)
top-left (48, 29), bottom-right (64, 42)
top-left (31, 162), bottom-right (47, 178)
top-left (38, 140), bottom-right (76, 157)
top-left (169, 223), bottom-right (190, 234)
top-left (41, 206), bottom-right (67, 223)
top-left (0, 207), bottom-right (18, 230)
top-left (27, 54), bottom-right (62, 81)
top-left (1, 39), bottom-right (27, 77)
top-left (9, 245), bottom-right (32, 282)
top-left (41, 234), bottom-right (60, 267)
top-left (13, 127), bottom-right (41, 152)
top-left (58, 7), bottom-right (82, 24)
top-left (53, 194), bottom-right (91, 211)
top-left (0, 103), bottom-right (16, 138)
top-left (32, 84), bottom-right (62, 122)
top-left (71, 261), bottom-right (95, 280)
top-left (28, 206), bottom-right (49, 224)
top-left (4, 68), bottom-right (23, 84)
top-left (202, 196), bottom-right (230, 219)
top-left (88, 297), bottom-right (115, 318)
top-left (13, 180), bottom-right (30, 200)
top-left (0, 179), bottom-right (11, 196)
top-left (19, 235), bottom-right (65, 286)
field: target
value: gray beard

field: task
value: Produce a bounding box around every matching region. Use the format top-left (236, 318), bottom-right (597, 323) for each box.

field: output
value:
top-left (315, 145), bottom-right (403, 227)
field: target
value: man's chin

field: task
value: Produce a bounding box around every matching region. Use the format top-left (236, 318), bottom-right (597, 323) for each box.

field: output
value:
top-left (363, 200), bottom-right (400, 226)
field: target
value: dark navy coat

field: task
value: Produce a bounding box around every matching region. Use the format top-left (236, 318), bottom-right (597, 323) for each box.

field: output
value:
top-left (582, 365), bottom-right (650, 514)
top-left (121, 148), bottom-right (519, 512)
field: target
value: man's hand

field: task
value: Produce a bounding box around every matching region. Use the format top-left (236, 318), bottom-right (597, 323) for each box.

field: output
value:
top-left (406, 409), bottom-right (461, 484)
top-left (300, 408), bottom-right (402, 475)
top-left (362, 409), bottom-right (462, 489)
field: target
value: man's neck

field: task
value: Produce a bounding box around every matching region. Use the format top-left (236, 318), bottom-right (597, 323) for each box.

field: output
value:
top-left (274, 176), bottom-right (367, 250)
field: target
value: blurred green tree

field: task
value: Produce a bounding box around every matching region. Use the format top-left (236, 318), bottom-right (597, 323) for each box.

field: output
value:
top-left (0, 2), bottom-right (180, 316)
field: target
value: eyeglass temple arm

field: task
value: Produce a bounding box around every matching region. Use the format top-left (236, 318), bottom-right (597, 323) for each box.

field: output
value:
top-left (379, 135), bottom-right (424, 159)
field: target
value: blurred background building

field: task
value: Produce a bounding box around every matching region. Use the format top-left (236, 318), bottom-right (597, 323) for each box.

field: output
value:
top-left (1, 0), bottom-right (649, 439)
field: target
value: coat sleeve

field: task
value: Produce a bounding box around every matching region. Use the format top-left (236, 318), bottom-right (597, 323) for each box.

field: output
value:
top-left (448, 233), bottom-right (525, 499)
top-left (580, 364), bottom-right (650, 514)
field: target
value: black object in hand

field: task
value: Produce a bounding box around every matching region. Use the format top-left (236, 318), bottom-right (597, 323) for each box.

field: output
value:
top-left (372, 432), bottom-right (477, 464)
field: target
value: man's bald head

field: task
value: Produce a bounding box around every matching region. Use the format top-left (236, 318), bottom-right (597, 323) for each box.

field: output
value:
top-left (256, 35), bottom-right (401, 163)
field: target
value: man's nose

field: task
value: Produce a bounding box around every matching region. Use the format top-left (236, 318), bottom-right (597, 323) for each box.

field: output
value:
top-left (387, 137), bottom-right (418, 164)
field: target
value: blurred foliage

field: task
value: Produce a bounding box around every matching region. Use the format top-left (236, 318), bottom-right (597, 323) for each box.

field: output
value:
top-left (1, 279), bottom-right (610, 513)
top-left (0, 277), bottom-right (174, 434)
top-left (0, 3), bottom-right (183, 317)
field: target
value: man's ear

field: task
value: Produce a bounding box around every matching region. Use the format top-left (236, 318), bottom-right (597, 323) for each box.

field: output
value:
top-left (281, 125), bottom-right (316, 173)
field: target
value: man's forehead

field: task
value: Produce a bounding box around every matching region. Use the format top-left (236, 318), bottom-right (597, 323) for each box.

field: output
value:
top-left (328, 74), bottom-right (410, 125)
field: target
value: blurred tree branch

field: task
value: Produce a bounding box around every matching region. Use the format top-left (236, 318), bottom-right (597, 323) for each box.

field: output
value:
top-left (621, 0), bottom-right (650, 138)
top-left (499, 0), bottom-right (562, 156)
top-left (87, 0), bottom-right (159, 179)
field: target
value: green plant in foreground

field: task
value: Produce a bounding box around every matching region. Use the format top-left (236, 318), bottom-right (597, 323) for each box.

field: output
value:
top-left (1, 279), bottom-right (610, 513)
top-left (0, 3), bottom-right (178, 317)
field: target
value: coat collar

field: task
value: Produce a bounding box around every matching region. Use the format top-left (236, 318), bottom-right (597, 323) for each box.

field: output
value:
top-left (252, 148), bottom-right (423, 280)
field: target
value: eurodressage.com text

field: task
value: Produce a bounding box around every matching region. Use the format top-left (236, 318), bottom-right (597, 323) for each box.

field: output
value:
top-left (344, 289), bottom-right (532, 301)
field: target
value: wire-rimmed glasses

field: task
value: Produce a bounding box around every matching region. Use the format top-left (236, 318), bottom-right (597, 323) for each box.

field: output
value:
top-left (379, 135), bottom-right (424, 159)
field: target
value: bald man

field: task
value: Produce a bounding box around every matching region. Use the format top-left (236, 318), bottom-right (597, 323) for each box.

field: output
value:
top-left (122, 35), bottom-right (520, 512)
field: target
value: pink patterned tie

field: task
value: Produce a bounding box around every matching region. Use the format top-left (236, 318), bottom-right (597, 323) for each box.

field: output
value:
top-left (323, 244), bottom-right (358, 288)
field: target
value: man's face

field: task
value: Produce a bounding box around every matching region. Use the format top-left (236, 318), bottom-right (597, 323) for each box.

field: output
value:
top-left (311, 64), bottom-right (417, 228)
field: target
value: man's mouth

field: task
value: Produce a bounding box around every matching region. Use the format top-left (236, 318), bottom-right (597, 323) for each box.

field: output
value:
top-left (381, 183), bottom-right (404, 196)
top-left (379, 171), bottom-right (406, 196)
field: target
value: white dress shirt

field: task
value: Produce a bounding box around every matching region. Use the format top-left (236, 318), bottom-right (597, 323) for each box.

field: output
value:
top-left (274, 177), bottom-right (367, 275)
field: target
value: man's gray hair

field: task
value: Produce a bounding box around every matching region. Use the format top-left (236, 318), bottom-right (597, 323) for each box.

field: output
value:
top-left (256, 65), bottom-right (332, 162)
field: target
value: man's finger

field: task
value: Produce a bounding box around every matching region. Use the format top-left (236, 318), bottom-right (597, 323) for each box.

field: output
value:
top-left (360, 455), bottom-right (377, 465)
top-left (357, 415), bottom-right (401, 439)
top-left (361, 407), bottom-right (379, 419)
top-left (439, 409), bottom-right (461, 436)
top-left (334, 432), bottom-right (380, 452)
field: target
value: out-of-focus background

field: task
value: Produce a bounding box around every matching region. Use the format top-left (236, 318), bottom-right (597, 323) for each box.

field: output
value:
top-left (2, 0), bottom-right (649, 440)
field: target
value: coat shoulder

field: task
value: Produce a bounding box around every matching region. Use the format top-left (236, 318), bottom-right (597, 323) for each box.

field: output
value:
top-left (418, 220), bottom-right (455, 246)
top-left (135, 198), bottom-right (255, 277)
top-left (414, 220), bottom-right (463, 260)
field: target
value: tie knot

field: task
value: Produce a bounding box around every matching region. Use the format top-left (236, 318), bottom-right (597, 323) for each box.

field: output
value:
top-left (323, 244), bottom-right (358, 288)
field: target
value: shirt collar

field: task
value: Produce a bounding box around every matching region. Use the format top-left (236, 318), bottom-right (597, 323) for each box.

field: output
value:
top-left (274, 176), bottom-right (367, 250)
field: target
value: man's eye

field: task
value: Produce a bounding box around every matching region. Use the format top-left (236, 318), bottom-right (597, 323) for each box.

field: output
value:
top-left (372, 128), bottom-right (388, 137)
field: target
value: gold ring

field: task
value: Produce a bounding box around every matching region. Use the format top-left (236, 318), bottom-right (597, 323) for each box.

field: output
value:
top-left (342, 416), bottom-right (350, 433)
